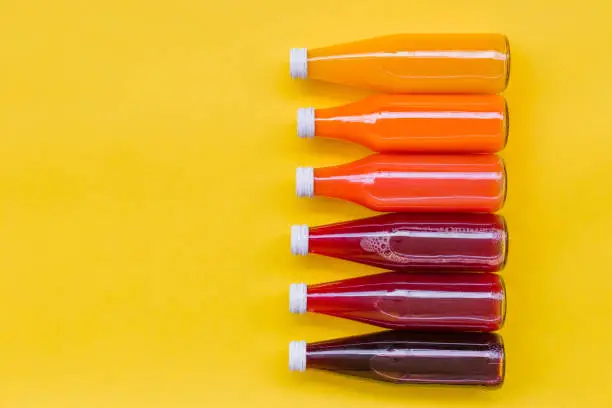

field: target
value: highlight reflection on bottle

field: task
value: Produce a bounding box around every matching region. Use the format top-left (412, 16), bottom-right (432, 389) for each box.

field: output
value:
top-left (289, 330), bottom-right (505, 387)
top-left (297, 94), bottom-right (509, 154)
top-left (290, 33), bottom-right (510, 94)
top-left (296, 154), bottom-right (506, 213)
top-left (290, 272), bottom-right (505, 332)
top-left (291, 212), bottom-right (508, 272)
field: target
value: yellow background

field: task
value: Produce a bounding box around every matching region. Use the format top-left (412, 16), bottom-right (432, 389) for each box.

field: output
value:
top-left (0, 0), bottom-right (609, 406)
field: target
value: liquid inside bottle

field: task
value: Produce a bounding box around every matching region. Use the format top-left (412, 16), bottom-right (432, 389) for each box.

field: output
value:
top-left (296, 154), bottom-right (507, 213)
top-left (297, 94), bottom-right (509, 154)
top-left (291, 212), bottom-right (508, 272)
top-left (289, 330), bottom-right (504, 387)
top-left (290, 34), bottom-right (510, 94)
top-left (290, 272), bottom-right (505, 331)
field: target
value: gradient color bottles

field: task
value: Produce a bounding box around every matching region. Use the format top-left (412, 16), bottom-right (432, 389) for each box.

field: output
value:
top-left (292, 213), bottom-right (508, 272)
top-left (290, 272), bottom-right (505, 332)
top-left (296, 154), bottom-right (506, 213)
top-left (290, 330), bottom-right (505, 387)
top-left (290, 34), bottom-right (510, 94)
top-left (297, 94), bottom-right (508, 153)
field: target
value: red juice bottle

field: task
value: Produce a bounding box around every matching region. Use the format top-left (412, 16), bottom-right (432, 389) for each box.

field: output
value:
top-left (289, 272), bottom-right (505, 332)
top-left (289, 330), bottom-right (505, 387)
top-left (291, 212), bottom-right (508, 272)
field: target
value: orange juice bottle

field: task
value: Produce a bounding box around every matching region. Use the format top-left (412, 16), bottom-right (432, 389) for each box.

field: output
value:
top-left (290, 34), bottom-right (510, 94)
top-left (297, 94), bottom-right (508, 153)
top-left (296, 154), bottom-right (506, 213)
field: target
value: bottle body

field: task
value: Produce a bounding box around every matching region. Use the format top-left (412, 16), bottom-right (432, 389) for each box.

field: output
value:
top-left (292, 213), bottom-right (508, 272)
top-left (290, 272), bottom-right (505, 331)
top-left (291, 34), bottom-right (510, 94)
top-left (300, 94), bottom-right (508, 153)
top-left (290, 330), bottom-right (505, 386)
top-left (298, 154), bottom-right (506, 213)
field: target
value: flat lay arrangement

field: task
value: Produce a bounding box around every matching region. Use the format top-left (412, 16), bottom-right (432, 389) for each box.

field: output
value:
top-left (288, 33), bottom-right (510, 387)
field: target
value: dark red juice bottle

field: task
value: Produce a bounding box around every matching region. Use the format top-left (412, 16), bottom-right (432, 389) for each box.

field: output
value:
top-left (290, 272), bottom-right (505, 331)
top-left (289, 330), bottom-right (504, 387)
top-left (291, 212), bottom-right (508, 272)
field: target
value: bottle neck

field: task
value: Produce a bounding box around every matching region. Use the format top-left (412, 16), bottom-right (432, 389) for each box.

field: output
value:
top-left (313, 103), bottom-right (376, 148)
top-left (313, 167), bottom-right (364, 203)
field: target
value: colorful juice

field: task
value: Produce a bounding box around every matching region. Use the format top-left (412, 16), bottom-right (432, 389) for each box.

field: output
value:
top-left (290, 272), bottom-right (505, 331)
top-left (290, 34), bottom-right (510, 94)
top-left (298, 94), bottom-right (508, 153)
top-left (296, 154), bottom-right (506, 213)
top-left (291, 213), bottom-right (508, 272)
top-left (289, 330), bottom-right (505, 386)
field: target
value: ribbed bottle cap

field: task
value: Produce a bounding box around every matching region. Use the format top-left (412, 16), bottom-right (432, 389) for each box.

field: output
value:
top-left (289, 340), bottom-right (307, 372)
top-left (295, 167), bottom-right (314, 198)
top-left (297, 108), bottom-right (315, 138)
top-left (290, 48), bottom-right (308, 79)
top-left (289, 283), bottom-right (307, 314)
top-left (290, 225), bottom-right (309, 255)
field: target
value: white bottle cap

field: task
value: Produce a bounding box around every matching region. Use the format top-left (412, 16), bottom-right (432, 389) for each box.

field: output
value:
top-left (289, 340), bottom-right (307, 372)
top-left (297, 108), bottom-right (315, 138)
top-left (290, 48), bottom-right (308, 79)
top-left (290, 225), bottom-right (309, 255)
top-left (296, 167), bottom-right (314, 198)
top-left (289, 283), bottom-right (308, 314)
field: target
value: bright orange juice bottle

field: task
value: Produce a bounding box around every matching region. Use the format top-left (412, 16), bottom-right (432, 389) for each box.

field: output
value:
top-left (296, 154), bottom-right (506, 213)
top-left (297, 94), bottom-right (508, 153)
top-left (290, 34), bottom-right (510, 94)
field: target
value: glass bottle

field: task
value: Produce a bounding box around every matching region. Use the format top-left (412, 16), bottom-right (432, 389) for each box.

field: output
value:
top-left (290, 272), bottom-right (505, 331)
top-left (289, 330), bottom-right (505, 386)
top-left (297, 94), bottom-right (508, 154)
top-left (296, 154), bottom-right (506, 213)
top-left (290, 34), bottom-right (510, 94)
top-left (291, 212), bottom-right (508, 272)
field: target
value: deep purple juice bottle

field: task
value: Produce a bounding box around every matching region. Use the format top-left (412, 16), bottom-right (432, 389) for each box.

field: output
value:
top-left (291, 212), bottom-right (508, 272)
top-left (289, 330), bottom-right (504, 387)
top-left (290, 272), bottom-right (505, 331)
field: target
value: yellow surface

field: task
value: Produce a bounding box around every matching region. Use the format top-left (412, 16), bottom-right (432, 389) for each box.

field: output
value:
top-left (0, 1), bottom-right (610, 406)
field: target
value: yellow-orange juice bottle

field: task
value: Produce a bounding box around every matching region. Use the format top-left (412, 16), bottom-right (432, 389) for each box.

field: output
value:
top-left (290, 34), bottom-right (510, 94)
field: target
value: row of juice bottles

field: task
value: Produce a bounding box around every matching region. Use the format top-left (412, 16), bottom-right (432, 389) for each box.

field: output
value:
top-left (286, 33), bottom-right (511, 387)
